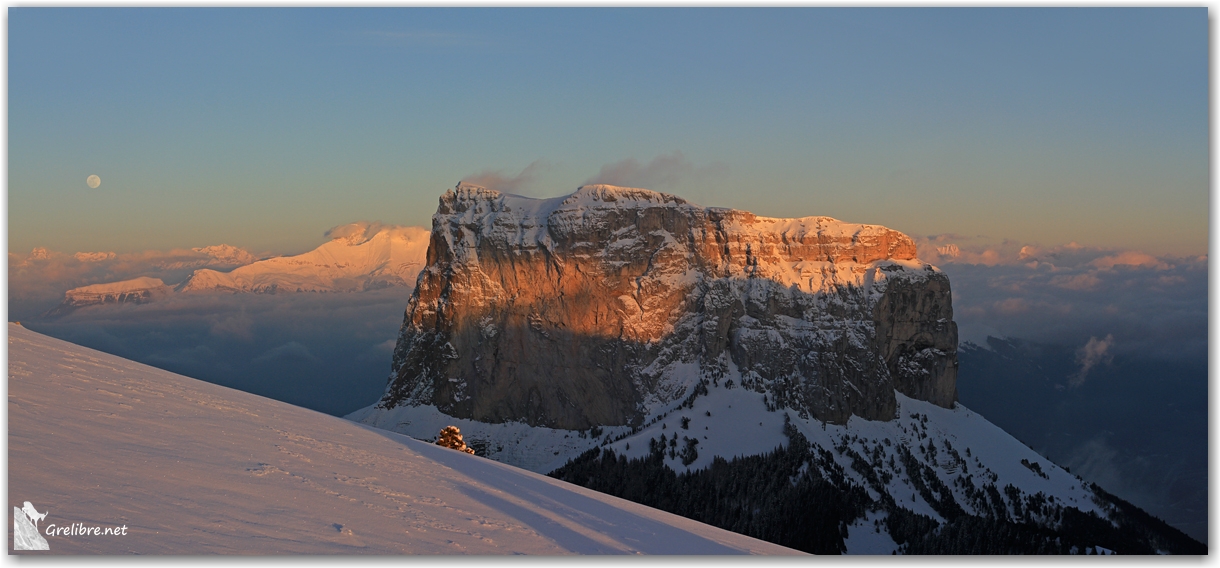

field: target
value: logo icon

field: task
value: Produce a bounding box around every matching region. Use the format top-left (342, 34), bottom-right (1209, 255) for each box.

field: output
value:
top-left (13, 501), bottom-right (50, 550)
top-left (22, 502), bottom-right (47, 528)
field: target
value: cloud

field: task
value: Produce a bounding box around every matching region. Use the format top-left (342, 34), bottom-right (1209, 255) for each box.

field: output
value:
top-left (924, 233), bottom-right (979, 243)
top-left (252, 341), bottom-right (320, 365)
top-left (356, 339), bottom-right (399, 364)
top-left (992, 298), bottom-right (1031, 315)
top-left (146, 345), bottom-right (220, 372)
top-left (1049, 273), bottom-right (1101, 291)
top-left (21, 288), bottom-right (413, 416)
top-left (210, 310), bottom-right (254, 341)
top-left (1070, 334), bottom-right (1114, 387)
top-left (1061, 435), bottom-right (1123, 491)
top-left (462, 160), bottom-right (549, 195)
top-left (941, 245), bottom-right (1205, 362)
top-left (915, 237), bottom-right (1140, 269)
top-left (9, 220), bottom-right (419, 321)
top-left (323, 221), bottom-right (394, 244)
top-left (1090, 251), bottom-right (1169, 271)
top-left (914, 236), bottom-right (1204, 360)
top-left (74, 251), bottom-right (116, 262)
top-left (584, 151), bottom-right (728, 189)
top-left (8, 246), bottom-right (262, 321)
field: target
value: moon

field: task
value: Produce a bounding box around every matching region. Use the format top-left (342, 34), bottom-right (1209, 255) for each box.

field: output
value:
top-left (86, 175), bottom-right (101, 189)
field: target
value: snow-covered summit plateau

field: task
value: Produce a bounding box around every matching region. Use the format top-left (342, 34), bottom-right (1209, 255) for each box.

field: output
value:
top-left (7, 323), bottom-right (797, 555)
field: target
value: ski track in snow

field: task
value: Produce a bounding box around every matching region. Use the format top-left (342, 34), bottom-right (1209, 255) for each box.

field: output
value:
top-left (7, 324), bottom-right (799, 555)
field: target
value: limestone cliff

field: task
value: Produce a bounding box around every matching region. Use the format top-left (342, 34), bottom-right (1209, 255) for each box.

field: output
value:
top-left (378, 184), bottom-right (957, 430)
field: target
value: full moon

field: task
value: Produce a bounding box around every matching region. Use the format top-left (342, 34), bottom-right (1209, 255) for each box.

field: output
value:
top-left (86, 175), bottom-right (101, 189)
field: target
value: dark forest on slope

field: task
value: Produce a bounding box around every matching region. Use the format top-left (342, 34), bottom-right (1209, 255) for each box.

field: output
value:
top-left (550, 424), bottom-right (1206, 555)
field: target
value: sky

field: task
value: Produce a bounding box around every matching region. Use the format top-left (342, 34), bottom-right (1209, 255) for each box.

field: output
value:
top-left (8, 8), bottom-right (1208, 258)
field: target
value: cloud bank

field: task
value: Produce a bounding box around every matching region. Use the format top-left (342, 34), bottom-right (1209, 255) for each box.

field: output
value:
top-left (9, 246), bottom-right (260, 321)
top-left (22, 289), bottom-right (412, 417)
top-left (916, 236), bottom-right (1206, 362)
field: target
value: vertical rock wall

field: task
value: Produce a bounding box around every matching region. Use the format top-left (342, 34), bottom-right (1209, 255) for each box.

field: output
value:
top-left (381, 184), bottom-right (958, 429)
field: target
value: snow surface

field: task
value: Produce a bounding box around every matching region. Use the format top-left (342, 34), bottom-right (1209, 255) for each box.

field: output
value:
top-left (179, 226), bottom-right (430, 294)
top-left (606, 379), bottom-right (1106, 525)
top-left (7, 324), bottom-right (798, 555)
top-left (843, 509), bottom-right (898, 555)
top-left (64, 277), bottom-right (168, 297)
top-left (437, 183), bottom-right (933, 296)
top-left (190, 244), bottom-right (257, 266)
top-left (352, 353), bottom-right (1108, 555)
top-left (346, 403), bottom-right (622, 475)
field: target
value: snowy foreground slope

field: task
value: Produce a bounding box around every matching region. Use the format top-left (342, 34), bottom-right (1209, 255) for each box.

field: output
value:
top-left (7, 324), bottom-right (797, 555)
top-left (352, 365), bottom-right (1205, 554)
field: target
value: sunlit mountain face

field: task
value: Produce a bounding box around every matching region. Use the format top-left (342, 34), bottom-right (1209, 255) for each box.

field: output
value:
top-left (349, 184), bottom-right (1204, 554)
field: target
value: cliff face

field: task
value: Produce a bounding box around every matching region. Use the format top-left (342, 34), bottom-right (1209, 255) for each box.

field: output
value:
top-left (380, 184), bottom-right (957, 430)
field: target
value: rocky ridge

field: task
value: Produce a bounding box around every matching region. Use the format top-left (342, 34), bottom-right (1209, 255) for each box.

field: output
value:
top-left (376, 183), bottom-right (957, 431)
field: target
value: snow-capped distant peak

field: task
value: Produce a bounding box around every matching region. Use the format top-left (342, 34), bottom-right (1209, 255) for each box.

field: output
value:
top-left (73, 251), bottom-right (117, 263)
top-left (191, 244), bottom-right (257, 266)
top-left (69, 276), bottom-right (167, 294)
top-left (179, 224), bottom-right (430, 294)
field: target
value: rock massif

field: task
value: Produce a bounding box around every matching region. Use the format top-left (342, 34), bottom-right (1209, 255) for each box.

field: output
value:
top-left (47, 277), bottom-right (173, 316)
top-left (379, 184), bottom-right (957, 430)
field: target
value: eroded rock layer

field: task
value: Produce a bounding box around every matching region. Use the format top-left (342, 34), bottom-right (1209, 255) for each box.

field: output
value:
top-left (379, 184), bottom-right (957, 429)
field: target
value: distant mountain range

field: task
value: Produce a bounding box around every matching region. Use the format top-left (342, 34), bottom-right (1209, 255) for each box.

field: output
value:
top-left (46, 225), bottom-right (430, 316)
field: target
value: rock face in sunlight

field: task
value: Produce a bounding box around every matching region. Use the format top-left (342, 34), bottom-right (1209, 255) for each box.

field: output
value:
top-left (377, 184), bottom-right (957, 430)
top-left (349, 185), bottom-right (1202, 555)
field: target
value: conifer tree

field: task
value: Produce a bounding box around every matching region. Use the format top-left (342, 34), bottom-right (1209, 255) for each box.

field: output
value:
top-left (436, 426), bottom-right (476, 454)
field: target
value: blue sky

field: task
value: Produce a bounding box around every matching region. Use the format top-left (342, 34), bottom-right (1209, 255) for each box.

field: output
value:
top-left (9, 8), bottom-right (1207, 256)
